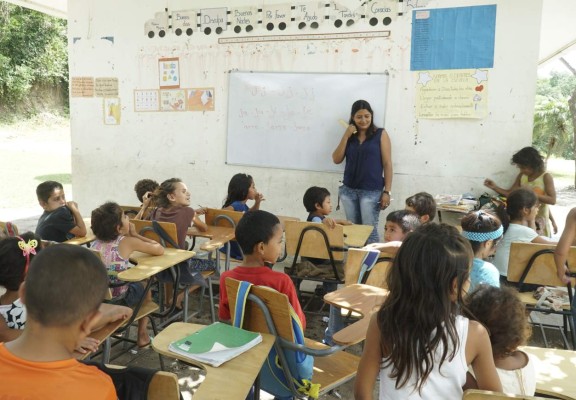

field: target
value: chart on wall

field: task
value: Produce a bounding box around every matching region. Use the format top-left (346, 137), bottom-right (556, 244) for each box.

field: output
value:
top-left (226, 71), bottom-right (388, 173)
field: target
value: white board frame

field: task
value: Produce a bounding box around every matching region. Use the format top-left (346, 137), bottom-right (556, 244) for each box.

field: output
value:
top-left (226, 71), bottom-right (389, 173)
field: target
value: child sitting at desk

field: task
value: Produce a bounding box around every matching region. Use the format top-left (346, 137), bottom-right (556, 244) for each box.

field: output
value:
top-left (303, 186), bottom-right (351, 229)
top-left (0, 244), bottom-right (117, 399)
top-left (35, 180), bottom-right (87, 242)
top-left (221, 173), bottom-right (265, 261)
top-left (0, 233), bottom-right (133, 353)
top-left (218, 210), bottom-right (305, 329)
top-left (91, 202), bottom-right (164, 348)
top-left (133, 178), bottom-right (159, 220)
top-left (149, 178), bottom-right (216, 308)
top-left (405, 191), bottom-right (437, 223)
top-left (464, 285), bottom-right (535, 395)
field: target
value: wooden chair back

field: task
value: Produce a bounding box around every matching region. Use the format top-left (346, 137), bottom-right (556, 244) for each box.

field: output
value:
top-left (148, 371), bottom-right (180, 400)
top-left (130, 219), bottom-right (179, 249)
top-left (205, 208), bottom-right (243, 227)
top-left (285, 220), bottom-right (345, 262)
top-left (463, 389), bottom-right (547, 399)
top-left (225, 277), bottom-right (295, 342)
top-left (508, 242), bottom-right (576, 286)
top-left (343, 248), bottom-right (393, 288)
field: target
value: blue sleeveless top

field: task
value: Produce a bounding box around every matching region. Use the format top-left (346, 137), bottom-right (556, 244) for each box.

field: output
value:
top-left (343, 128), bottom-right (385, 190)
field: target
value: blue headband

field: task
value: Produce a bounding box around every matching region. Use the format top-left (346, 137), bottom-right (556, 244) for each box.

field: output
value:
top-left (462, 225), bottom-right (503, 242)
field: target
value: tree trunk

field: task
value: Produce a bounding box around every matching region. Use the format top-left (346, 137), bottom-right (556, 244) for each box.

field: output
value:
top-left (559, 57), bottom-right (576, 187)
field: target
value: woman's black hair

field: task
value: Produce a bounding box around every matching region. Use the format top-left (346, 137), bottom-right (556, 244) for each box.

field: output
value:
top-left (511, 147), bottom-right (545, 174)
top-left (349, 99), bottom-right (378, 139)
top-left (223, 173), bottom-right (253, 208)
top-left (495, 188), bottom-right (538, 233)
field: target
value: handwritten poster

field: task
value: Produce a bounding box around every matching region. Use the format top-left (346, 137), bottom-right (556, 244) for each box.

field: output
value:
top-left (158, 57), bottom-right (180, 89)
top-left (187, 88), bottom-right (214, 111)
top-left (200, 7), bottom-right (227, 34)
top-left (103, 98), bottom-right (121, 125)
top-left (95, 78), bottom-right (119, 97)
top-left (134, 90), bottom-right (160, 112)
top-left (160, 89), bottom-right (186, 111)
top-left (172, 10), bottom-right (196, 36)
top-left (415, 69), bottom-right (488, 119)
top-left (230, 6), bottom-right (258, 33)
top-left (262, 4), bottom-right (291, 30)
top-left (293, 3), bottom-right (324, 29)
top-left (71, 77), bottom-right (94, 97)
top-left (366, 0), bottom-right (398, 25)
top-left (411, 5), bottom-right (496, 71)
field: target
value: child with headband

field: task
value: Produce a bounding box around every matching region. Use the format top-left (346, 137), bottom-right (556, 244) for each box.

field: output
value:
top-left (461, 211), bottom-right (504, 291)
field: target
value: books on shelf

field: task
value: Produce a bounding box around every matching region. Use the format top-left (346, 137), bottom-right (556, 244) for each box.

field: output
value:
top-left (168, 322), bottom-right (262, 367)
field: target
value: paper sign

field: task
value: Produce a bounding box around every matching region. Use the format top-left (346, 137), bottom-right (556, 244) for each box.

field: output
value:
top-left (366, 0), bottom-right (398, 24)
top-left (293, 2), bottom-right (324, 28)
top-left (71, 77), bottom-right (94, 97)
top-left (160, 89), bottom-right (186, 111)
top-left (262, 4), bottom-right (291, 30)
top-left (134, 89), bottom-right (160, 112)
top-left (187, 88), bottom-right (215, 111)
top-left (172, 9), bottom-right (197, 36)
top-left (158, 57), bottom-right (180, 89)
top-left (200, 8), bottom-right (227, 33)
top-left (103, 98), bottom-right (121, 125)
top-left (415, 69), bottom-right (488, 119)
top-left (230, 7), bottom-right (259, 33)
top-left (95, 78), bottom-right (119, 97)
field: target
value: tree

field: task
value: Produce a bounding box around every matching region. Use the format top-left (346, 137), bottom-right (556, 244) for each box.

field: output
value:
top-left (0, 3), bottom-right (68, 114)
top-left (558, 57), bottom-right (576, 187)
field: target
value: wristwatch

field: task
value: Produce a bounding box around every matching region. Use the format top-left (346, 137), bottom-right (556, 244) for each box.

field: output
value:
top-left (382, 190), bottom-right (391, 196)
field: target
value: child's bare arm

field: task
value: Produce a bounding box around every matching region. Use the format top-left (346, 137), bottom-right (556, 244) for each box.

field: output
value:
top-left (322, 217), bottom-right (336, 229)
top-left (467, 321), bottom-right (502, 392)
top-left (483, 173), bottom-right (521, 197)
top-left (250, 192), bottom-right (265, 211)
top-left (66, 201), bottom-right (87, 237)
top-left (363, 241), bottom-right (401, 255)
top-left (555, 208), bottom-right (576, 284)
top-left (193, 215), bottom-right (208, 232)
top-left (91, 303), bottom-right (134, 331)
top-left (354, 314), bottom-right (383, 400)
top-left (540, 173), bottom-right (557, 205)
top-left (127, 222), bottom-right (161, 245)
top-left (135, 192), bottom-right (154, 219)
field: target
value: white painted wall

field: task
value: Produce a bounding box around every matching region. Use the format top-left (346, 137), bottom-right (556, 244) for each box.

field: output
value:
top-left (68, 0), bottom-right (543, 231)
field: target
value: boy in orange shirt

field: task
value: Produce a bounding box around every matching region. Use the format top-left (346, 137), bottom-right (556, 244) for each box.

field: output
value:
top-left (0, 244), bottom-right (116, 399)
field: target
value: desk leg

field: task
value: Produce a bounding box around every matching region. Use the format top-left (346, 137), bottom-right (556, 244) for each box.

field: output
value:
top-left (253, 372), bottom-right (261, 400)
top-left (225, 244), bottom-right (231, 272)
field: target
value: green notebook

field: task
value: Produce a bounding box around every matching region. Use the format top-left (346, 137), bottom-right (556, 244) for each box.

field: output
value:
top-left (168, 322), bottom-right (262, 367)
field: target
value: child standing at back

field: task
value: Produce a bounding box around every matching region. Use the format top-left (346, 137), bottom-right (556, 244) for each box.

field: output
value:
top-left (461, 210), bottom-right (503, 291)
top-left (464, 285), bottom-right (535, 395)
top-left (484, 146), bottom-right (557, 236)
top-left (222, 173), bottom-right (265, 260)
top-left (493, 188), bottom-right (555, 283)
top-left (35, 180), bottom-right (87, 242)
top-left (355, 223), bottom-right (501, 399)
top-left (0, 244), bottom-right (117, 399)
top-left (91, 202), bottom-right (164, 348)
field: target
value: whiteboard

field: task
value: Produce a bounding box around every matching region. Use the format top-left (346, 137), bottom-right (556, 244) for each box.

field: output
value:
top-left (226, 71), bottom-right (389, 173)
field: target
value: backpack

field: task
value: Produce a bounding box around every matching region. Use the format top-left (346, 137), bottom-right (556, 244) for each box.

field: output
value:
top-left (233, 280), bottom-right (319, 399)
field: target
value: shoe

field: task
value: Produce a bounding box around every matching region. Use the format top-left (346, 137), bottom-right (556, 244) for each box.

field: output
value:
top-left (137, 336), bottom-right (153, 349)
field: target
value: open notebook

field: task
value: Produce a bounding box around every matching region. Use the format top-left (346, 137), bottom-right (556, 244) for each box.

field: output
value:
top-left (168, 322), bottom-right (262, 367)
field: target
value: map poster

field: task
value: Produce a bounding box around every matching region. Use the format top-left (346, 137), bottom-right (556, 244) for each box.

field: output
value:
top-left (415, 69), bottom-right (488, 119)
top-left (187, 88), bottom-right (214, 111)
top-left (158, 57), bottom-right (180, 89)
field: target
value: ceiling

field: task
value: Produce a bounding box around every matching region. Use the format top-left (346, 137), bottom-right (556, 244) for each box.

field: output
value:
top-left (3, 0), bottom-right (575, 66)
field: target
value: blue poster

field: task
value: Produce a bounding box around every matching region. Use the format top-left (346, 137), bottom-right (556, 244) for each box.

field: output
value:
top-left (410, 5), bottom-right (496, 71)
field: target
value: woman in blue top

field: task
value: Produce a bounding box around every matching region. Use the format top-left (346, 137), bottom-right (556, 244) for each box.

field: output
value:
top-left (332, 100), bottom-right (393, 243)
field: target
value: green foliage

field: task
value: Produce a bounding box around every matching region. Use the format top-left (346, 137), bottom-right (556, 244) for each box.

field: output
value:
top-left (0, 3), bottom-right (68, 108)
top-left (533, 72), bottom-right (576, 159)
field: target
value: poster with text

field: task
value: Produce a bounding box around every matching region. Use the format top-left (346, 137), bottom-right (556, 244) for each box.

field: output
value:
top-left (415, 69), bottom-right (488, 119)
top-left (158, 57), bottom-right (180, 89)
top-left (134, 90), bottom-right (160, 112)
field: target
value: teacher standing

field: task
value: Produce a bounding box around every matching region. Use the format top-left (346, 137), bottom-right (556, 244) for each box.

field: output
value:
top-left (332, 99), bottom-right (393, 243)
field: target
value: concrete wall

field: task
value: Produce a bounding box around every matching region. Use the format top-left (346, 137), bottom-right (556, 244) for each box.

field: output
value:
top-left (68, 0), bottom-right (543, 230)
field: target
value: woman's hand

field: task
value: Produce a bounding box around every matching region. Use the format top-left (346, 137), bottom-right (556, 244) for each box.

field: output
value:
top-left (345, 123), bottom-right (357, 138)
top-left (380, 192), bottom-right (390, 209)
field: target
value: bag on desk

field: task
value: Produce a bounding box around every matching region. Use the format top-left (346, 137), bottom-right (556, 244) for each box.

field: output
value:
top-left (234, 281), bottom-right (318, 399)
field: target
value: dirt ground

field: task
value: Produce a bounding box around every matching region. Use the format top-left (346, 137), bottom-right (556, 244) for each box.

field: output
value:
top-left (1, 119), bottom-right (575, 399)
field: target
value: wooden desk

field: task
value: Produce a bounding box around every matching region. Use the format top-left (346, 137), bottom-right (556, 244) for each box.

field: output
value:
top-left (323, 284), bottom-right (388, 346)
top-left (522, 346), bottom-right (576, 400)
top-left (188, 225), bottom-right (236, 272)
top-left (153, 322), bottom-right (275, 400)
top-left (343, 224), bottom-right (374, 248)
top-left (120, 248), bottom-right (196, 282)
top-left (436, 205), bottom-right (470, 226)
top-left (64, 217), bottom-right (96, 246)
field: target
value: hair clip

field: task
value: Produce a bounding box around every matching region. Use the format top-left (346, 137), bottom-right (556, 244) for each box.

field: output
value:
top-left (17, 237), bottom-right (38, 274)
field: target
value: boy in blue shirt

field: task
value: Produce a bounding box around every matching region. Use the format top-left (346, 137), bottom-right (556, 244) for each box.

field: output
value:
top-left (35, 181), bottom-right (87, 242)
